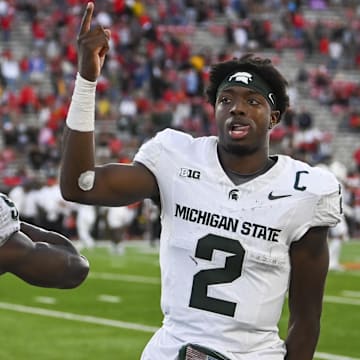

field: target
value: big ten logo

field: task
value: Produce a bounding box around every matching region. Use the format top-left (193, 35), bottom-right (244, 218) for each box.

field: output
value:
top-left (180, 168), bottom-right (201, 180)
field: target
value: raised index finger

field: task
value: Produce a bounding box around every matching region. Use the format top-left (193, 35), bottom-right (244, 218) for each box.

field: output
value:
top-left (79, 2), bottom-right (94, 36)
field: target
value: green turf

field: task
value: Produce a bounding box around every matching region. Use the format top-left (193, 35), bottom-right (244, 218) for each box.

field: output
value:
top-left (0, 240), bottom-right (359, 360)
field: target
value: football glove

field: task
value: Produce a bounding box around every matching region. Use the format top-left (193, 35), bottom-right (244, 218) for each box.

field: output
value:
top-left (0, 193), bottom-right (20, 245)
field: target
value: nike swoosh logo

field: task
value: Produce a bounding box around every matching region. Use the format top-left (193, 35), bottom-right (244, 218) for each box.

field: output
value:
top-left (268, 192), bottom-right (292, 200)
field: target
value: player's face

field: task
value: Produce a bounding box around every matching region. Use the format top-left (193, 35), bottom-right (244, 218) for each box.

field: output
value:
top-left (215, 86), bottom-right (279, 156)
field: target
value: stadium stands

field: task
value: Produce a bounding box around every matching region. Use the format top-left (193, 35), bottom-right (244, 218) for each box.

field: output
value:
top-left (0, 0), bottom-right (359, 239)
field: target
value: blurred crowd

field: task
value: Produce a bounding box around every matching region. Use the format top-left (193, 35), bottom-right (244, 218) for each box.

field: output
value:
top-left (1, 0), bottom-right (360, 245)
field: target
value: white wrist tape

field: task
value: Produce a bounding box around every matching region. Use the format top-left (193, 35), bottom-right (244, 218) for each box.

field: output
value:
top-left (66, 73), bottom-right (97, 132)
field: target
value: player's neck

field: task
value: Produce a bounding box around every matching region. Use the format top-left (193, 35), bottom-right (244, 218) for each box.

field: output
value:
top-left (226, 158), bottom-right (275, 177)
top-left (217, 145), bottom-right (271, 176)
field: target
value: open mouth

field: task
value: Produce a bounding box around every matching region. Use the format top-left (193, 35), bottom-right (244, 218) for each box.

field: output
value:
top-left (228, 124), bottom-right (250, 139)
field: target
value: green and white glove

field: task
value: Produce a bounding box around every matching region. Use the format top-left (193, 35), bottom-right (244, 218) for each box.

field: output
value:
top-left (0, 193), bottom-right (20, 245)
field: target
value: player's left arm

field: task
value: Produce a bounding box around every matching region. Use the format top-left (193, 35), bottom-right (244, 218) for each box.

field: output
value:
top-left (285, 226), bottom-right (329, 360)
top-left (0, 192), bottom-right (89, 288)
top-left (0, 228), bottom-right (89, 289)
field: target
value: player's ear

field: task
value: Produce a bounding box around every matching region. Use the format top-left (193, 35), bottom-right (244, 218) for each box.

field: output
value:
top-left (269, 110), bottom-right (280, 129)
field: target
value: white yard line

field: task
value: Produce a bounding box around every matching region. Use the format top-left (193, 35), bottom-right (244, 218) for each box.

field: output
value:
top-left (341, 291), bottom-right (360, 298)
top-left (315, 352), bottom-right (360, 360)
top-left (34, 296), bottom-right (57, 305)
top-left (324, 295), bottom-right (360, 306)
top-left (0, 301), bottom-right (158, 333)
top-left (97, 294), bottom-right (122, 303)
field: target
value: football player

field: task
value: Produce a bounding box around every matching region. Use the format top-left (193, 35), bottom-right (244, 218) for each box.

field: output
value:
top-left (60, 3), bottom-right (342, 359)
top-left (0, 193), bottom-right (89, 288)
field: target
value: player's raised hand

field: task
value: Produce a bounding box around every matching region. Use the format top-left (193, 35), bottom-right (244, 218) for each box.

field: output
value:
top-left (77, 2), bottom-right (111, 81)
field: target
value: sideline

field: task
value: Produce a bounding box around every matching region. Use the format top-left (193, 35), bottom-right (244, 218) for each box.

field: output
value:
top-left (0, 302), bottom-right (358, 360)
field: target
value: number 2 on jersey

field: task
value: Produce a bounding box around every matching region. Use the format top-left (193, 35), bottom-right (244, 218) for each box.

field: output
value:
top-left (189, 234), bottom-right (245, 317)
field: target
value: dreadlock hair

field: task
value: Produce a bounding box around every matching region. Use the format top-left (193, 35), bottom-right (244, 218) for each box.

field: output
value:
top-left (206, 54), bottom-right (290, 120)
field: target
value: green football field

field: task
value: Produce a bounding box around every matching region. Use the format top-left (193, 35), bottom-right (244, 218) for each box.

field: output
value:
top-left (0, 240), bottom-right (359, 360)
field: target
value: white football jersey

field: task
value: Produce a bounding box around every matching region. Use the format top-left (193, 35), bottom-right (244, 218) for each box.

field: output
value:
top-left (134, 129), bottom-right (342, 359)
top-left (0, 193), bottom-right (20, 246)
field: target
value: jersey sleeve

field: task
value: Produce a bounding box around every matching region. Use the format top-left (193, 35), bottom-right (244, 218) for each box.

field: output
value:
top-left (0, 193), bottom-right (20, 246)
top-left (310, 167), bottom-right (342, 227)
top-left (133, 133), bottom-right (163, 175)
top-left (310, 186), bottom-right (342, 227)
top-left (289, 165), bottom-right (342, 243)
top-left (133, 129), bottom-right (193, 176)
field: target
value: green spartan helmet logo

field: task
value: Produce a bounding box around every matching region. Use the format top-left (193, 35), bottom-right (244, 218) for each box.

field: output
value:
top-left (228, 189), bottom-right (239, 201)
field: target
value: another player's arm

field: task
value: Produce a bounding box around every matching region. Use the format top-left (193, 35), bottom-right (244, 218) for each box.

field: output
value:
top-left (285, 226), bottom-right (329, 360)
top-left (60, 2), bottom-right (158, 206)
top-left (0, 222), bottom-right (89, 289)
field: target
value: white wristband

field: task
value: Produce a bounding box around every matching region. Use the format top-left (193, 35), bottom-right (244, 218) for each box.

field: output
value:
top-left (66, 73), bottom-right (97, 132)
